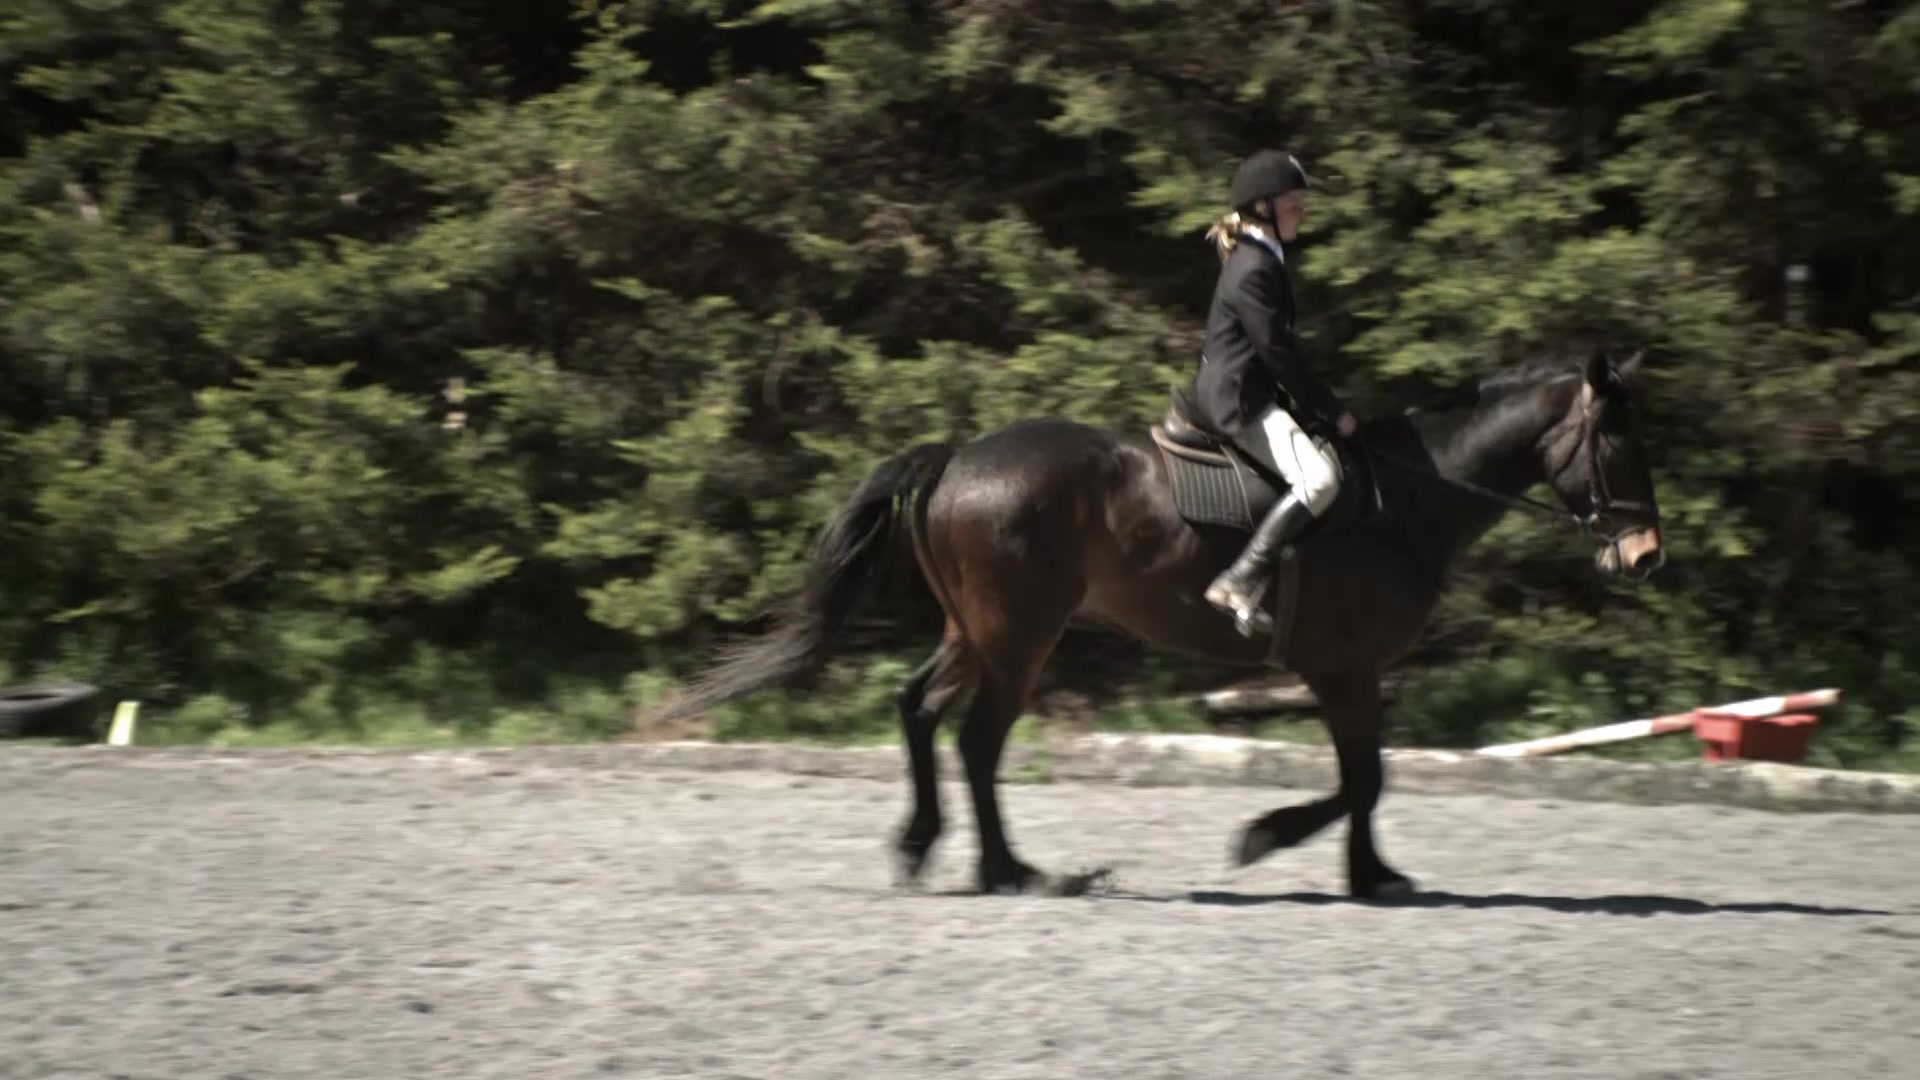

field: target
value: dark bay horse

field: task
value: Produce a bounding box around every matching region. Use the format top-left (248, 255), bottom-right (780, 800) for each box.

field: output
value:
top-left (641, 351), bottom-right (1665, 900)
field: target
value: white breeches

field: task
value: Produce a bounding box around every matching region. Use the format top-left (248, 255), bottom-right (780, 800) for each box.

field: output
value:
top-left (1253, 403), bottom-right (1342, 516)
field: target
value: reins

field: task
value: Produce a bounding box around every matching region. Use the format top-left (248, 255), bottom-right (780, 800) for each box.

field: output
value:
top-left (1357, 396), bottom-right (1650, 548)
top-left (1362, 441), bottom-right (1586, 528)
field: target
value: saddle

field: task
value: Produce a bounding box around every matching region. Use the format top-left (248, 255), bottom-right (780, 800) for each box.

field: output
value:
top-left (1150, 389), bottom-right (1372, 533)
top-left (1148, 390), bottom-right (1377, 663)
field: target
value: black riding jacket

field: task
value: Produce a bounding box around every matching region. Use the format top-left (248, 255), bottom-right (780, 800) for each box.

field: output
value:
top-left (1192, 237), bottom-right (1347, 440)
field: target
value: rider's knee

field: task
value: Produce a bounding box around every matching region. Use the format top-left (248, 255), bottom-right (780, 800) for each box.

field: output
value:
top-left (1300, 471), bottom-right (1340, 516)
top-left (1297, 443), bottom-right (1342, 516)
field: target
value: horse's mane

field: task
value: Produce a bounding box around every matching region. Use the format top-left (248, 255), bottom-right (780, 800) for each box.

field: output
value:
top-left (1403, 356), bottom-right (1578, 417)
top-left (1370, 355), bottom-right (1587, 467)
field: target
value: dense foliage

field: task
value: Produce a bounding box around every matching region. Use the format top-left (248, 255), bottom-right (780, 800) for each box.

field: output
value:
top-left (3, 0), bottom-right (1916, 763)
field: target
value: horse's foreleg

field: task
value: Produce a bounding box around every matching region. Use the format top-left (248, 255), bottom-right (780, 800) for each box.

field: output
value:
top-left (1230, 673), bottom-right (1372, 869)
top-left (894, 627), bottom-right (974, 887)
top-left (1231, 792), bottom-right (1345, 869)
top-left (1320, 674), bottom-right (1417, 900)
top-left (1231, 672), bottom-right (1416, 899)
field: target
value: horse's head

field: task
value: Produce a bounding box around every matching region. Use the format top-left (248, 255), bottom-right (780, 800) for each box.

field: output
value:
top-left (1544, 351), bottom-right (1664, 580)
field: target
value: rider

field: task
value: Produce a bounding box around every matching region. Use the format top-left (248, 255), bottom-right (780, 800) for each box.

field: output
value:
top-left (1191, 148), bottom-right (1358, 634)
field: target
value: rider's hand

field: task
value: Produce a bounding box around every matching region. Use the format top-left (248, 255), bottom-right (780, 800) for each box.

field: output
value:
top-left (1336, 412), bottom-right (1358, 438)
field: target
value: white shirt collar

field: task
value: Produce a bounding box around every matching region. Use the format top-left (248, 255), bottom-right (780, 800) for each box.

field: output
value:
top-left (1241, 222), bottom-right (1286, 265)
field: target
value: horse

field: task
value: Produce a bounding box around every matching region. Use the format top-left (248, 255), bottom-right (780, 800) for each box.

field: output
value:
top-left (639, 349), bottom-right (1665, 900)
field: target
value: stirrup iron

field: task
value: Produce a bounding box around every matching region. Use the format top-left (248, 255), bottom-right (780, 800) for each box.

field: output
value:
top-left (1207, 545), bottom-right (1290, 637)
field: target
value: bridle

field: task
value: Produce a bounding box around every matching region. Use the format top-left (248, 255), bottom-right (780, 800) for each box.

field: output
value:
top-left (1362, 386), bottom-right (1654, 556)
top-left (1564, 395), bottom-right (1657, 565)
top-left (1576, 402), bottom-right (1655, 540)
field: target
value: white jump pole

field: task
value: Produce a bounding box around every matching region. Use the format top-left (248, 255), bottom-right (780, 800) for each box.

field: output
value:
top-left (1474, 688), bottom-right (1842, 758)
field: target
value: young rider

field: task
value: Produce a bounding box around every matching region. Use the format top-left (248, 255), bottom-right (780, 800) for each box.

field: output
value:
top-left (1191, 148), bottom-right (1358, 635)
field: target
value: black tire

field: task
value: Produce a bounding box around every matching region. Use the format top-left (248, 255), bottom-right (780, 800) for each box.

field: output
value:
top-left (0, 682), bottom-right (103, 740)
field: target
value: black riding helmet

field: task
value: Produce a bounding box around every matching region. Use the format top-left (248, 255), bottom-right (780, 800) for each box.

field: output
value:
top-left (1230, 149), bottom-right (1311, 217)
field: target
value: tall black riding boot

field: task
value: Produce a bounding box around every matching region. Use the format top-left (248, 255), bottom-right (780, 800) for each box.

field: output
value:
top-left (1204, 492), bottom-right (1319, 637)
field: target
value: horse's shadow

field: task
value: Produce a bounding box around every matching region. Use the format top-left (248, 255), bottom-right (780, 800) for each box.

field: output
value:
top-left (1112, 889), bottom-right (1896, 918)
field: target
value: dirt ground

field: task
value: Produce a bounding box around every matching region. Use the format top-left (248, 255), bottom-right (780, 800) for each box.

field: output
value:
top-left (2, 746), bottom-right (1915, 1079)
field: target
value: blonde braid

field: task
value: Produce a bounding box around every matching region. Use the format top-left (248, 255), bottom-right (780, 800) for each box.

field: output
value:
top-left (1205, 210), bottom-right (1246, 263)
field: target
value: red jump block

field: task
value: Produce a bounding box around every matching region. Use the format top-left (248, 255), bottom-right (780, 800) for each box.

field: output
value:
top-left (1692, 709), bottom-right (1820, 763)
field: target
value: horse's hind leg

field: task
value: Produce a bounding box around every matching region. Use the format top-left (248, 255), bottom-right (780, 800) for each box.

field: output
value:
top-left (919, 433), bottom-right (1106, 897)
top-left (953, 604), bottom-right (1100, 897)
top-left (894, 625), bottom-right (975, 887)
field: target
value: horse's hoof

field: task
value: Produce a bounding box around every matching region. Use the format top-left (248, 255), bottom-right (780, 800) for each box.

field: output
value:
top-left (980, 861), bottom-right (1112, 898)
top-left (892, 853), bottom-right (930, 891)
top-left (1234, 805), bottom-right (1333, 867)
top-left (1045, 866), bottom-right (1116, 898)
top-left (978, 859), bottom-right (1044, 896)
top-left (1352, 871), bottom-right (1419, 903)
top-left (1233, 821), bottom-right (1279, 868)
top-left (892, 838), bottom-right (937, 890)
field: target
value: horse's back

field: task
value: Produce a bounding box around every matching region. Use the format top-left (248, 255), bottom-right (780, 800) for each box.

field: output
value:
top-left (950, 415), bottom-right (1126, 461)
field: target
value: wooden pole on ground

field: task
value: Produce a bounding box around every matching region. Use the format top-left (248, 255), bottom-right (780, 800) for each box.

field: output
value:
top-left (1474, 688), bottom-right (1842, 758)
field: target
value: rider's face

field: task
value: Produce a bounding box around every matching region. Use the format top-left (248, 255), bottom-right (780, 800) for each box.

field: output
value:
top-left (1273, 193), bottom-right (1307, 242)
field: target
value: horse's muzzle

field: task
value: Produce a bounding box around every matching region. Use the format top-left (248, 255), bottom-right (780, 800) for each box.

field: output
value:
top-left (1600, 527), bottom-right (1665, 579)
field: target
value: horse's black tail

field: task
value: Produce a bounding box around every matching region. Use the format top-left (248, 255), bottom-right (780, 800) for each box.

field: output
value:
top-left (637, 442), bottom-right (955, 729)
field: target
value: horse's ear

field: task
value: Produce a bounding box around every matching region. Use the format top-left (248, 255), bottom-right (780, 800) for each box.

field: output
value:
top-left (1585, 350), bottom-right (1612, 392)
top-left (1616, 348), bottom-right (1646, 384)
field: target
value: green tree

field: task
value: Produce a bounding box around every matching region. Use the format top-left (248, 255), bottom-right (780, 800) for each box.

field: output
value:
top-left (0, 0), bottom-right (1913, 765)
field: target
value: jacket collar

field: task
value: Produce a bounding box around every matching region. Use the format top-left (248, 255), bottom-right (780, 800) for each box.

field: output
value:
top-left (1241, 223), bottom-right (1286, 265)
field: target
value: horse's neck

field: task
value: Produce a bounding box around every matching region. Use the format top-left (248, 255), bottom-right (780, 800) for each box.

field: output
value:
top-left (1398, 377), bottom-right (1575, 563)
